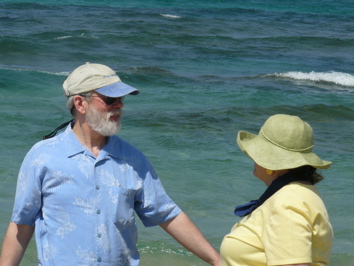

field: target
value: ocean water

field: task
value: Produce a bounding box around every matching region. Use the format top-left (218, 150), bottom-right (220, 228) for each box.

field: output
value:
top-left (1, 0), bottom-right (354, 265)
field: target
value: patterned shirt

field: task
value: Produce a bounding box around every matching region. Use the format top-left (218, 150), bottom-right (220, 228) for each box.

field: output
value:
top-left (11, 124), bottom-right (181, 265)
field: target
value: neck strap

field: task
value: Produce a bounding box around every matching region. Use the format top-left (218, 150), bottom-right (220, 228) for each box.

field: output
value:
top-left (43, 119), bottom-right (73, 140)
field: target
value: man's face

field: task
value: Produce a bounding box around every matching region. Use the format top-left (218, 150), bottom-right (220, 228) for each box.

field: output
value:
top-left (85, 92), bottom-right (124, 136)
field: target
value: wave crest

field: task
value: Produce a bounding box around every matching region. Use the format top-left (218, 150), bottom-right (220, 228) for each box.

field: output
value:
top-left (160, 14), bottom-right (181, 19)
top-left (269, 71), bottom-right (354, 87)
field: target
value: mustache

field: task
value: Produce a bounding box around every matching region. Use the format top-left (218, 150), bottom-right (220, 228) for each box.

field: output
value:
top-left (109, 110), bottom-right (123, 116)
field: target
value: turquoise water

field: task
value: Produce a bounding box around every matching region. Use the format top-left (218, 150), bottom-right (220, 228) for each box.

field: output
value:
top-left (1, 1), bottom-right (354, 265)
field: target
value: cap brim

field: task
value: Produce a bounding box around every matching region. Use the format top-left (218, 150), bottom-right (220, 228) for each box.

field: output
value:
top-left (96, 82), bottom-right (140, 97)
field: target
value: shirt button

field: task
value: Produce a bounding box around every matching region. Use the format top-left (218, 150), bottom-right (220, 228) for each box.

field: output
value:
top-left (97, 233), bottom-right (102, 238)
top-left (96, 185), bottom-right (100, 190)
top-left (98, 257), bottom-right (102, 262)
top-left (97, 210), bottom-right (101, 214)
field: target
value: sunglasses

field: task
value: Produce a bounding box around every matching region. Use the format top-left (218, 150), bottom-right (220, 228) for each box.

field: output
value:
top-left (82, 94), bottom-right (124, 106)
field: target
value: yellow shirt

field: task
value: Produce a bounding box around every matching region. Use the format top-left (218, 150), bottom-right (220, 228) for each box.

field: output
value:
top-left (220, 182), bottom-right (333, 266)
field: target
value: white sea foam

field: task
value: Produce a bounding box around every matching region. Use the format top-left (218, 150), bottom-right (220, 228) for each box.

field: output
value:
top-left (160, 14), bottom-right (181, 19)
top-left (1, 67), bottom-right (69, 76)
top-left (42, 71), bottom-right (70, 76)
top-left (54, 33), bottom-right (98, 40)
top-left (272, 71), bottom-right (354, 87)
top-left (54, 36), bottom-right (72, 40)
top-left (35, 70), bottom-right (70, 76)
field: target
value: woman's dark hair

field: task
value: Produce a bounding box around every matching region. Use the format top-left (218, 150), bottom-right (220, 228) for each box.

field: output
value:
top-left (287, 165), bottom-right (324, 184)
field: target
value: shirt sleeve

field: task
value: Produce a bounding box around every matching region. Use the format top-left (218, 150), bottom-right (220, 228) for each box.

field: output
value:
top-left (263, 196), bottom-right (313, 266)
top-left (133, 158), bottom-right (181, 227)
top-left (11, 150), bottom-right (43, 227)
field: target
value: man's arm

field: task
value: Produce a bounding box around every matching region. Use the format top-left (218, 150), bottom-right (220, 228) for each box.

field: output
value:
top-left (0, 222), bottom-right (34, 266)
top-left (160, 211), bottom-right (221, 266)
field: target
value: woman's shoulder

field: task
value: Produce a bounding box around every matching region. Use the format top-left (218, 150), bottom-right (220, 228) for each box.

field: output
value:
top-left (277, 182), bottom-right (321, 199)
top-left (269, 182), bottom-right (328, 214)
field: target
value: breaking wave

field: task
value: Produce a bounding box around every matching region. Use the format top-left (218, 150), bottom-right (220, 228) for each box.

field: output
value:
top-left (268, 71), bottom-right (354, 87)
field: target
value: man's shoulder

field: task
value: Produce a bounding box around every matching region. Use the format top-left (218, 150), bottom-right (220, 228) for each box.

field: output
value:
top-left (109, 135), bottom-right (144, 154)
top-left (108, 135), bottom-right (151, 164)
top-left (28, 131), bottom-right (69, 155)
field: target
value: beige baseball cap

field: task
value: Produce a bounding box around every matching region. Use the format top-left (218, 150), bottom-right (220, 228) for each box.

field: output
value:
top-left (63, 62), bottom-right (139, 97)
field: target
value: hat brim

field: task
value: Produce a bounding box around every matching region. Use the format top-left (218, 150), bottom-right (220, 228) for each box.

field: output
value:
top-left (237, 131), bottom-right (332, 170)
top-left (96, 82), bottom-right (140, 97)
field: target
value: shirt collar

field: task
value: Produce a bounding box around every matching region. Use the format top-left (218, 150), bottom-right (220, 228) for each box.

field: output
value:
top-left (63, 123), bottom-right (85, 158)
top-left (103, 136), bottom-right (122, 159)
top-left (63, 123), bottom-right (122, 160)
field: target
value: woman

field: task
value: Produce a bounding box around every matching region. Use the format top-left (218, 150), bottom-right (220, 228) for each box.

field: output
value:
top-left (220, 114), bottom-right (333, 266)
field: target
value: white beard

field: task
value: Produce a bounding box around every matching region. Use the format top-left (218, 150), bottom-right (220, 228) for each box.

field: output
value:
top-left (86, 105), bottom-right (122, 136)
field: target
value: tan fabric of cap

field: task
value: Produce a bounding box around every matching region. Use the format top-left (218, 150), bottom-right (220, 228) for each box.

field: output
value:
top-left (63, 62), bottom-right (122, 96)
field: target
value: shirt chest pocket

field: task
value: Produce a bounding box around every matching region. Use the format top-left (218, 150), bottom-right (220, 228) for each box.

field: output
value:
top-left (96, 163), bottom-right (141, 216)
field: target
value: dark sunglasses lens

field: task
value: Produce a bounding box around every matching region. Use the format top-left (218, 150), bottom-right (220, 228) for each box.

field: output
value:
top-left (104, 96), bottom-right (124, 105)
top-left (105, 97), bottom-right (116, 105)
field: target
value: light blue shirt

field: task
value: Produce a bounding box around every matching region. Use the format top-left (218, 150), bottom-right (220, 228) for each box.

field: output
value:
top-left (11, 124), bottom-right (181, 265)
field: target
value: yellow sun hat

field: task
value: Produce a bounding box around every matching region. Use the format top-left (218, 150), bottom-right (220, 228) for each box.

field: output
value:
top-left (237, 114), bottom-right (332, 170)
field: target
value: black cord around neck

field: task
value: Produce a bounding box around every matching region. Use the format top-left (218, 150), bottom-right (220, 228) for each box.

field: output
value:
top-left (43, 119), bottom-right (73, 140)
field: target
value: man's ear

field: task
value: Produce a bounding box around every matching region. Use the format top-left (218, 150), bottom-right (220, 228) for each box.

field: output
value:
top-left (73, 95), bottom-right (88, 115)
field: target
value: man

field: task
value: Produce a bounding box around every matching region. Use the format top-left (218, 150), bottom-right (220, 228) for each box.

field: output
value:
top-left (0, 63), bottom-right (220, 265)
